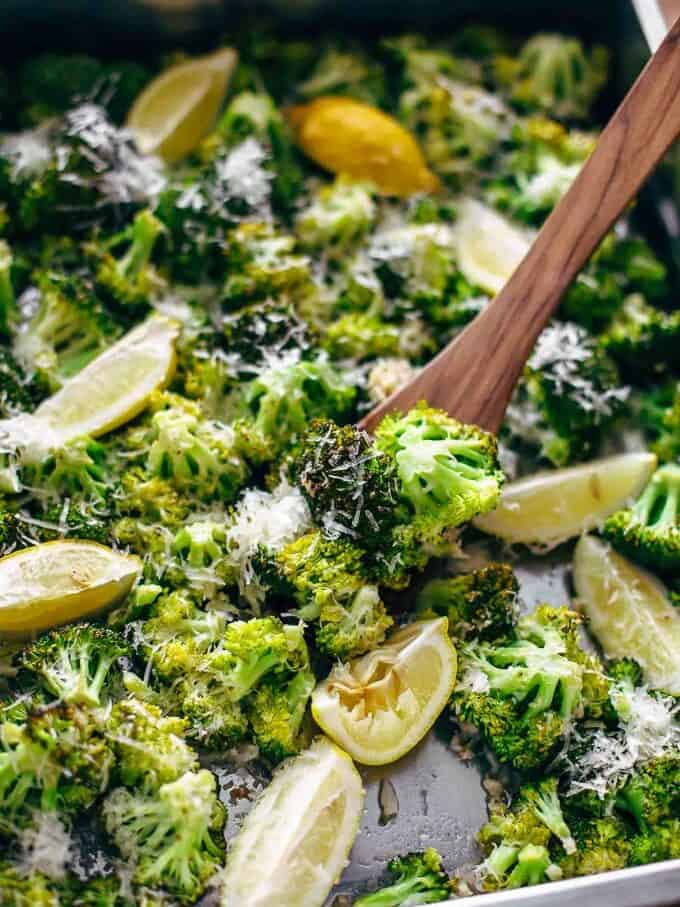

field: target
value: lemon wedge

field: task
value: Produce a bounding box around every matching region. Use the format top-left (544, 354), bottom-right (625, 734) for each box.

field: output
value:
top-left (127, 47), bottom-right (238, 162)
top-left (453, 198), bottom-right (532, 294)
top-left (0, 541), bottom-right (141, 638)
top-left (474, 452), bottom-right (657, 548)
top-left (573, 535), bottom-right (680, 694)
top-left (312, 618), bottom-right (457, 766)
top-left (222, 736), bottom-right (364, 907)
top-left (286, 96), bottom-right (440, 197)
top-left (33, 315), bottom-right (178, 446)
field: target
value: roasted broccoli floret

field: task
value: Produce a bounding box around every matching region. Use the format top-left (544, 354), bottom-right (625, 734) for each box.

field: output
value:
top-left (375, 403), bottom-right (505, 537)
top-left (0, 347), bottom-right (47, 418)
top-left (24, 435), bottom-right (113, 504)
top-left (20, 623), bottom-right (128, 707)
top-left (233, 356), bottom-right (356, 464)
top-left (322, 312), bottom-right (432, 362)
top-left (0, 702), bottom-right (113, 828)
top-left (298, 46), bottom-right (386, 105)
top-left (288, 420), bottom-right (402, 552)
top-left (599, 294), bottom-right (680, 381)
top-left (616, 754), bottom-right (680, 831)
top-left (262, 530), bottom-right (393, 658)
top-left (506, 321), bottom-right (628, 466)
top-left (354, 848), bottom-right (451, 906)
top-left (107, 697), bottom-right (198, 790)
top-left (87, 208), bottom-right (165, 315)
top-left (639, 382), bottom-right (680, 463)
top-left (0, 860), bottom-right (61, 906)
top-left (415, 564), bottom-right (519, 641)
top-left (103, 770), bottom-right (225, 903)
top-left (557, 815), bottom-right (631, 878)
top-left (12, 271), bottom-right (119, 390)
top-left (296, 177), bottom-right (376, 253)
top-left (493, 34), bottom-right (609, 120)
top-left (453, 607), bottom-right (588, 770)
top-left (602, 464), bottom-right (680, 572)
top-left (245, 669), bottom-right (315, 763)
top-left (221, 299), bottom-right (313, 376)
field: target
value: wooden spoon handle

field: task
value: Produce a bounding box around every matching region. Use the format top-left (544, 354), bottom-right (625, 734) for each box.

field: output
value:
top-left (360, 15), bottom-right (680, 434)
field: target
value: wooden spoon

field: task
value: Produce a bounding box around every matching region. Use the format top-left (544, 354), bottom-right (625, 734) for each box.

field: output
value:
top-left (360, 15), bottom-right (680, 435)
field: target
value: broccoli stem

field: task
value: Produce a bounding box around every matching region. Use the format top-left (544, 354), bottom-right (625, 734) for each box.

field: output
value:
top-left (633, 463), bottom-right (680, 532)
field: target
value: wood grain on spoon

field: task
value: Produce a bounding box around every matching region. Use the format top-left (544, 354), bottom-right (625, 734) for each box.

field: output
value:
top-left (360, 15), bottom-right (680, 435)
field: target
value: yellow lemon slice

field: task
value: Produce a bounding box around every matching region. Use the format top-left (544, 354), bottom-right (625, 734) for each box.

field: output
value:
top-left (221, 736), bottom-right (364, 907)
top-left (573, 535), bottom-right (680, 694)
top-left (312, 618), bottom-right (457, 765)
top-left (33, 315), bottom-right (179, 445)
top-left (474, 452), bottom-right (657, 548)
top-left (127, 47), bottom-right (238, 162)
top-left (0, 541), bottom-right (141, 638)
top-left (287, 96), bottom-right (440, 197)
top-left (453, 197), bottom-right (533, 295)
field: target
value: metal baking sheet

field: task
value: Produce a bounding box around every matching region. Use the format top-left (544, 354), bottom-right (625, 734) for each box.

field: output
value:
top-left (1, 1), bottom-right (679, 904)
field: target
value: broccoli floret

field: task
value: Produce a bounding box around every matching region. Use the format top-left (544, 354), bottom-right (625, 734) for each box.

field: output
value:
top-left (221, 300), bottom-right (313, 376)
top-left (628, 818), bottom-right (680, 866)
top-left (415, 564), bottom-right (519, 641)
top-left (25, 435), bottom-right (113, 504)
top-left (397, 78), bottom-right (513, 185)
top-left (0, 702), bottom-right (114, 827)
top-left (142, 392), bottom-right (248, 502)
top-left (245, 669), bottom-right (315, 763)
top-left (493, 34), bottom-right (609, 120)
top-left (107, 697), bottom-right (198, 790)
top-left (557, 815), bottom-right (631, 878)
top-left (506, 322), bottom-right (628, 466)
top-left (0, 239), bottom-right (17, 337)
top-left (264, 530), bottom-right (393, 658)
top-left (384, 33), bottom-right (482, 91)
top-left (103, 770), bottom-right (225, 903)
top-left (616, 754), bottom-right (680, 831)
top-left (599, 294), bottom-right (680, 381)
top-left (87, 208), bottom-right (165, 315)
top-left (0, 348), bottom-right (46, 418)
top-left (322, 312), bottom-right (432, 362)
top-left (354, 848), bottom-right (451, 906)
top-left (174, 675), bottom-right (249, 751)
top-left (607, 657), bottom-right (644, 689)
top-left (0, 860), bottom-right (61, 906)
top-left (115, 468), bottom-right (193, 530)
top-left (172, 520), bottom-right (228, 571)
top-left (602, 464), bottom-right (680, 572)
top-left (562, 233), bottom-right (667, 331)
top-left (20, 623), bottom-right (127, 707)
top-left (375, 403), bottom-right (505, 537)
top-left (12, 272), bottom-right (119, 390)
top-left (288, 420), bottom-right (402, 552)
top-left (639, 382), bottom-right (680, 463)
top-left (233, 356), bottom-right (356, 465)
top-left (298, 47), bottom-right (386, 105)
top-left (296, 178), bottom-right (376, 253)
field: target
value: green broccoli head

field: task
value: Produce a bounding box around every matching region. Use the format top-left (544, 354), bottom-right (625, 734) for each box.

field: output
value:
top-left (322, 312), bottom-right (433, 362)
top-left (599, 294), bottom-right (680, 381)
top-left (234, 356), bottom-right (356, 465)
top-left (0, 860), bottom-right (61, 906)
top-left (508, 321), bottom-right (628, 466)
top-left (493, 34), bottom-right (609, 120)
top-left (245, 669), bottom-right (315, 763)
top-left (354, 847), bottom-right (451, 906)
top-left (415, 564), bottom-right (519, 641)
top-left (103, 769), bottom-right (225, 903)
top-left (20, 623), bottom-right (128, 707)
top-left (602, 464), bottom-right (680, 572)
top-left (298, 47), bottom-right (386, 105)
top-left (477, 800), bottom-right (556, 891)
top-left (222, 222), bottom-right (311, 307)
top-left (221, 299), bottom-right (314, 375)
top-left (607, 657), bottom-right (644, 689)
top-left (173, 674), bottom-right (249, 751)
top-left (0, 347), bottom-right (48, 418)
top-left (25, 435), bottom-right (112, 504)
top-left (639, 381), bottom-right (680, 464)
top-left (107, 696), bottom-right (199, 790)
top-left (375, 403), bottom-right (505, 535)
top-left (288, 420), bottom-right (402, 552)
top-left (296, 177), bottom-right (376, 253)
top-left (557, 815), bottom-right (631, 878)
top-left (628, 818), bottom-right (680, 866)
top-left (616, 754), bottom-right (680, 831)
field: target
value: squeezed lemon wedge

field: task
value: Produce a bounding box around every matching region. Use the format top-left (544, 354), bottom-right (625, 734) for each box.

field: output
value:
top-left (474, 452), bottom-right (657, 548)
top-left (0, 541), bottom-right (141, 638)
top-left (127, 47), bottom-right (238, 161)
top-left (573, 535), bottom-right (680, 694)
top-left (222, 736), bottom-right (364, 907)
top-left (33, 315), bottom-right (179, 445)
top-left (287, 96), bottom-right (440, 197)
top-left (312, 618), bottom-right (457, 765)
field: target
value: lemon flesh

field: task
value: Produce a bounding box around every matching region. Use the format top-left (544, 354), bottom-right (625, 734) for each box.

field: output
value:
top-left (453, 197), bottom-right (532, 295)
top-left (127, 47), bottom-right (238, 162)
top-left (222, 736), bottom-right (364, 907)
top-left (474, 452), bottom-right (657, 548)
top-left (287, 96), bottom-right (439, 197)
top-left (312, 618), bottom-right (457, 766)
top-left (34, 315), bottom-right (178, 445)
top-left (573, 535), bottom-right (680, 694)
top-left (0, 541), bottom-right (141, 638)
